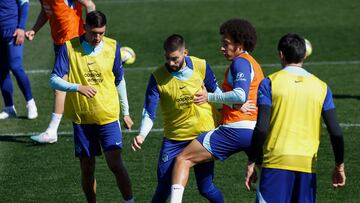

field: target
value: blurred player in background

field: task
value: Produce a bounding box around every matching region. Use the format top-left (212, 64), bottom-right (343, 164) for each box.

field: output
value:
top-left (245, 33), bottom-right (346, 202)
top-left (170, 19), bottom-right (264, 203)
top-left (26, 0), bottom-right (95, 143)
top-left (132, 34), bottom-right (225, 203)
top-left (0, 0), bottom-right (37, 119)
top-left (49, 11), bottom-right (134, 203)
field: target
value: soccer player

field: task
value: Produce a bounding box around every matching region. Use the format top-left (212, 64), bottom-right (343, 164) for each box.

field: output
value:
top-left (26, 0), bottom-right (95, 143)
top-left (169, 19), bottom-right (264, 203)
top-left (0, 0), bottom-right (37, 119)
top-left (131, 34), bottom-right (225, 203)
top-left (49, 11), bottom-right (134, 203)
top-left (244, 33), bottom-right (346, 202)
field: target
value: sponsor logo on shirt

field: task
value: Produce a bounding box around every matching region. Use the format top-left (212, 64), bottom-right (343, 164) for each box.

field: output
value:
top-left (176, 94), bottom-right (193, 109)
top-left (235, 72), bottom-right (247, 82)
top-left (84, 70), bottom-right (103, 85)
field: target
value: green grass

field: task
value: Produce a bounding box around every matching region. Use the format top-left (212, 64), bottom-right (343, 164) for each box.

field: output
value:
top-left (0, 0), bottom-right (359, 202)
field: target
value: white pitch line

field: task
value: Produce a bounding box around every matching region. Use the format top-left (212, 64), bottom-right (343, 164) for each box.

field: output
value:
top-left (0, 128), bottom-right (164, 137)
top-left (24, 60), bottom-right (360, 75)
top-left (1, 123), bottom-right (359, 137)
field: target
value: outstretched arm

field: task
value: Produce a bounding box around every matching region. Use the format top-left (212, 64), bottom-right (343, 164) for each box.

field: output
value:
top-left (25, 7), bottom-right (48, 41)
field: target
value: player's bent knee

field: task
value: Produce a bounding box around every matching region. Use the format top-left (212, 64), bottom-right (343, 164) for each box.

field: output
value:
top-left (175, 155), bottom-right (194, 168)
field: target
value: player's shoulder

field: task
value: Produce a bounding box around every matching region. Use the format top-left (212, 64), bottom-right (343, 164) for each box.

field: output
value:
top-left (102, 36), bottom-right (117, 44)
top-left (231, 56), bottom-right (251, 71)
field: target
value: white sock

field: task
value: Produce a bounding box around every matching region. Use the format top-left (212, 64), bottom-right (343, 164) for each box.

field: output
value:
top-left (26, 98), bottom-right (36, 106)
top-left (48, 113), bottom-right (62, 132)
top-left (170, 184), bottom-right (184, 203)
top-left (124, 197), bottom-right (134, 203)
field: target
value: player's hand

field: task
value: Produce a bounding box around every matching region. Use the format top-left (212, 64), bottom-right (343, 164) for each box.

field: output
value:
top-left (25, 30), bottom-right (36, 41)
top-left (245, 161), bottom-right (257, 191)
top-left (78, 85), bottom-right (97, 98)
top-left (132, 135), bottom-right (144, 151)
top-left (332, 163), bottom-right (346, 189)
top-left (13, 28), bottom-right (25, 45)
top-left (233, 100), bottom-right (257, 115)
top-left (241, 100), bottom-right (257, 114)
top-left (123, 115), bottom-right (134, 130)
top-left (194, 84), bottom-right (208, 105)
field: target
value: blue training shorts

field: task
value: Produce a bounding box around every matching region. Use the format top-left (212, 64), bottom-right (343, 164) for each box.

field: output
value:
top-left (73, 120), bottom-right (123, 157)
top-left (196, 125), bottom-right (253, 161)
top-left (256, 168), bottom-right (316, 203)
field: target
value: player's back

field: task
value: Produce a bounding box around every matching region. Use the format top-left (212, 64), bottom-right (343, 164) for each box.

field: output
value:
top-left (42, 0), bottom-right (84, 45)
top-left (263, 69), bottom-right (328, 173)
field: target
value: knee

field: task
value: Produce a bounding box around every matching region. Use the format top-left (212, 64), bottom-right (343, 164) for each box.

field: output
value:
top-left (80, 159), bottom-right (95, 177)
top-left (198, 184), bottom-right (220, 199)
top-left (198, 185), bottom-right (212, 197)
top-left (10, 66), bottom-right (25, 76)
top-left (175, 155), bottom-right (191, 168)
top-left (108, 161), bottom-right (126, 175)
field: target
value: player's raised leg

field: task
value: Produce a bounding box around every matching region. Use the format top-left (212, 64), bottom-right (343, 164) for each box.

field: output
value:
top-left (170, 139), bottom-right (214, 203)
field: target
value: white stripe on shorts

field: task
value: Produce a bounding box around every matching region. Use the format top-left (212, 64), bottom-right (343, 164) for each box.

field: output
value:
top-left (203, 129), bottom-right (217, 154)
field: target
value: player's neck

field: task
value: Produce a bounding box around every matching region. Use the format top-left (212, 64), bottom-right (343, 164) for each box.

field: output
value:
top-left (282, 62), bottom-right (303, 69)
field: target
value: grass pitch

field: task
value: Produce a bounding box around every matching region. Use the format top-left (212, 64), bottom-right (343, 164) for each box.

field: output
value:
top-left (0, 0), bottom-right (359, 202)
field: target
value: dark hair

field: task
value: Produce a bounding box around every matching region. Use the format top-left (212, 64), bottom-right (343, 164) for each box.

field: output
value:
top-left (277, 33), bottom-right (306, 63)
top-left (86, 11), bottom-right (107, 28)
top-left (219, 18), bottom-right (257, 52)
top-left (163, 34), bottom-right (185, 52)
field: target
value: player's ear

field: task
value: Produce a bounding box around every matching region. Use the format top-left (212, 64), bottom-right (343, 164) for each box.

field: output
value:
top-left (235, 43), bottom-right (244, 53)
top-left (278, 51), bottom-right (284, 60)
top-left (183, 48), bottom-right (188, 56)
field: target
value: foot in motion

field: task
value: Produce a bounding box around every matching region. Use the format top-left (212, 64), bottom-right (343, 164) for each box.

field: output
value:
top-left (0, 107), bottom-right (17, 119)
top-left (31, 130), bottom-right (58, 144)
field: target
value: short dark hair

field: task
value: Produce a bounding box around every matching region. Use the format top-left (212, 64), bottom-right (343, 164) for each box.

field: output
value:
top-left (220, 18), bottom-right (257, 52)
top-left (163, 34), bottom-right (185, 52)
top-left (277, 33), bottom-right (306, 63)
top-left (86, 11), bottom-right (107, 28)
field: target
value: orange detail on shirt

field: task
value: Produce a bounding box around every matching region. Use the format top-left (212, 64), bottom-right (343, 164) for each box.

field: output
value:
top-left (42, 0), bottom-right (84, 45)
top-left (222, 53), bottom-right (264, 124)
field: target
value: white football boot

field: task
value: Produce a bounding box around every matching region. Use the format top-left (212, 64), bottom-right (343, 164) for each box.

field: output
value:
top-left (0, 106), bottom-right (17, 119)
top-left (30, 129), bottom-right (58, 144)
top-left (26, 101), bottom-right (38, 119)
